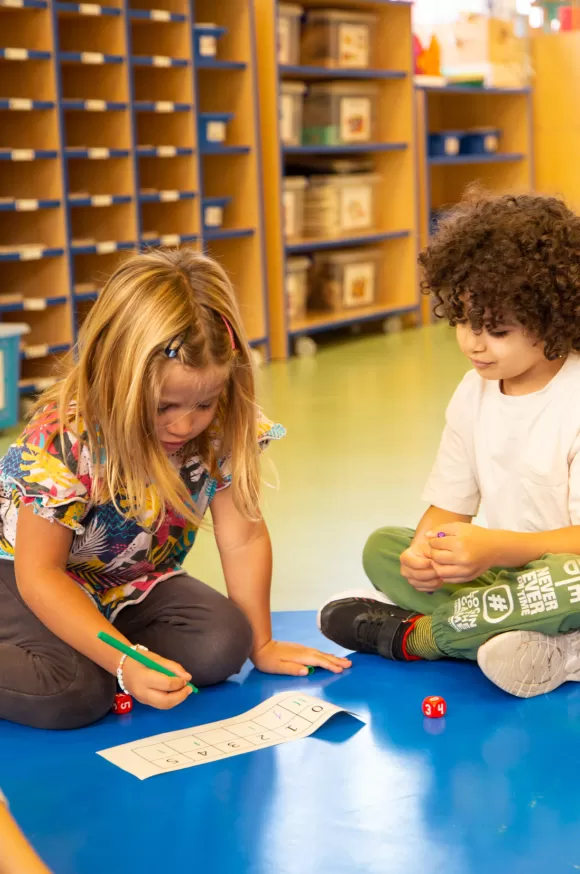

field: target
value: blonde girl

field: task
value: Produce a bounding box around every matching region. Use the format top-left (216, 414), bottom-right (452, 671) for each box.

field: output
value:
top-left (0, 249), bottom-right (350, 730)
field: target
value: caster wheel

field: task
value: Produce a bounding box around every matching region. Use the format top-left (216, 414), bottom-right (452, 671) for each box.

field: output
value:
top-left (295, 336), bottom-right (317, 357)
top-left (383, 316), bottom-right (403, 334)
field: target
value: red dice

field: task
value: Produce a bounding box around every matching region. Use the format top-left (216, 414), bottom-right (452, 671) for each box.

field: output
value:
top-left (422, 695), bottom-right (446, 718)
top-left (112, 693), bottom-right (133, 715)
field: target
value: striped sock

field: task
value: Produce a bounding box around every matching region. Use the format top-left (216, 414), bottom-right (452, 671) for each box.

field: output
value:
top-left (406, 616), bottom-right (442, 661)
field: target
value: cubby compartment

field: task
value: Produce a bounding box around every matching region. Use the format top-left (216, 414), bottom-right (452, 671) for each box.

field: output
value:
top-left (68, 156), bottom-right (133, 198)
top-left (58, 15), bottom-right (125, 57)
top-left (60, 64), bottom-right (129, 102)
top-left (130, 19), bottom-right (190, 59)
top-left (70, 202), bottom-right (137, 248)
top-left (0, 160), bottom-right (61, 202)
top-left (0, 6), bottom-right (53, 51)
top-left (0, 108), bottom-right (59, 151)
top-left (0, 208), bottom-right (65, 249)
top-left (136, 111), bottom-right (194, 149)
top-left (0, 258), bottom-right (69, 306)
top-left (202, 153), bottom-right (257, 234)
top-left (140, 199), bottom-right (198, 244)
top-left (20, 351), bottom-right (68, 393)
top-left (139, 154), bottom-right (197, 192)
top-left (63, 110), bottom-right (132, 150)
top-left (205, 236), bottom-right (266, 345)
top-left (73, 250), bottom-right (131, 300)
top-left (132, 66), bottom-right (192, 103)
top-left (0, 57), bottom-right (55, 101)
top-left (3, 303), bottom-right (72, 349)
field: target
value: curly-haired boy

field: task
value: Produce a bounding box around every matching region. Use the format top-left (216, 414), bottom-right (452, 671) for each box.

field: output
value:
top-left (319, 192), bottom-right (580, 698)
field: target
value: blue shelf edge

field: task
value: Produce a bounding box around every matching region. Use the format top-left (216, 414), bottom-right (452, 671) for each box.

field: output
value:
top-left (0, 199), bottom-right (60, 212)
top-left (20, 343), bottom-right (70, 360)
top-left (139, 191), bottom-right (196, 203)
top-left (0, 99), bottom-right (54, 110)
top-left (204, 228), bottom-right (255, 241)
top-left (66, 148), bottom-right (130, 159)
top-left (68, 194), bottom-right (133, 207)
top-left (137, 146), bottom-right (194, 158)
top-left (286, 229), bottom-right (410, 254)
top-left (140, 234), bottom-right (198, 247)
top-left (284, 142), bottom-right (408, 155)
top-left (133, 101), bottom-right (192, 112)
top-left (58, 51), bottom-right (124, 64)
top-left (290, 304), bottom-right (420, 338)
top-left (199, 145), bottom-right (251, 156)
top-left (0, 247), bottom-right (64, 261)
top-left (429, 152), bottom-right (525, 166)
top-left (197, 60), bottom-right (247, 71)
top-left (280, 65), bottom-right (406, 80)
top-left (55, 2), bottom-right (122, 15)
top-left (418, 85), bottom-right (531, 96)
top-left (1, 0), bottom-right (47, 7)
top-left (129, 8), bottom-right (186, 20)
top-left (0, 149), bottom-right (58, 161)
top-left (71, 241), bottom-right (136, 255)
top-left (0, 295), bottom-right (67, 313)
top-left (131, 55), bottom-right (189, 68)
top-left (0, 48), bottom-right (51, 60)
top-left (62, 99), bottom-right (127, 111)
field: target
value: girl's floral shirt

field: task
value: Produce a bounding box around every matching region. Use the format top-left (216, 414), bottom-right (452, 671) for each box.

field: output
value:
top-left (0, 406), bottom-right (284, 619)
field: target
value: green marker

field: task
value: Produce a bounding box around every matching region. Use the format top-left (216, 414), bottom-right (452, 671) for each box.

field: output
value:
top-left (307, 666), bottom-right (315, 675)
top-left (98, 631), bottom-right (199, 693)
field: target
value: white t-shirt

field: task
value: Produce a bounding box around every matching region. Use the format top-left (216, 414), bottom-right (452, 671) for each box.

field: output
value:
top-left (422, 355), bottom-right (580, 533)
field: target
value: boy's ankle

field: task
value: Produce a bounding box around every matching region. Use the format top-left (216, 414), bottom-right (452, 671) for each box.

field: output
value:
top-left (405, 615), bottom-right (443, 661)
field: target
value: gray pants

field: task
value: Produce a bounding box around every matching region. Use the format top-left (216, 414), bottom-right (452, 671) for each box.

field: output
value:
top-left (0, 560), bottom-right (253, 730)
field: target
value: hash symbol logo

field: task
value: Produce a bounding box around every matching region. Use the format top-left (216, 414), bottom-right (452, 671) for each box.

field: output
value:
top-left (487, 594), bottom-right (508, 612)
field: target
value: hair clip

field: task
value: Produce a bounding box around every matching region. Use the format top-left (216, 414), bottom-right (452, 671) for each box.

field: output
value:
top-left (164, 334), bottom-right (184, 359)
top-left (221, 314), bottom-right (236, 351)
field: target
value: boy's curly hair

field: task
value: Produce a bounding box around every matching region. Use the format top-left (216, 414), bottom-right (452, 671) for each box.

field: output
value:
top-left (419, 190), bottom-right (580, 360)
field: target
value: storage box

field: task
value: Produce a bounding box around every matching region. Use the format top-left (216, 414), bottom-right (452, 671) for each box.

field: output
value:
top-left (303, 82), bottom-right (378, 146)
top-left (285, 256), bottom-right (310, 322)
top-left (460, 127), bottom-right (500, 155)
top-left (428, 131), bottom-right (463, 158)
top-left (437, 14), bottom-right (531, 87)
top-left (301, 8), bottom-right (378, 69)
top-left (311, 248), bottom-right (381, 311)
top-left (278, 4), bottom-right (303, 65)
top-left (198, 112), bottom-right (233, 149)
top-left (0, 323), bottom-right (29, 429)
top-left (203, 196), bottom-right (232, 230)
top-left (193, 24), bottom-right (226, 61)
top-left (304, 172), bottom-right (380, 237)
top-left (280, 81), bottom-right (306, 146)
top-left (283, 176), bottom-right (307, 240)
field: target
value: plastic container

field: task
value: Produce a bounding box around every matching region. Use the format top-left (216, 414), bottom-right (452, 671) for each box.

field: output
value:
top-left (304, 172), bottom-right (380, 237)
top-left (198, 112), bottom-right (234, 149)
top-left (0, 323), bottom-right (29, 429)
top-left (283, 176), bottom-right (307, 240)
top-left (311, 248), bottom-right (381, 311)
top-left (203, 196), bottom-right (232, 230)
top-left (280, 81), bottom-right (306, 146)
top-left (278, 4), bottom-right (303, 65)
top-left (460, 127), bottom-right (500, 155)
top-left (303, 82), bottom-right (378, 146)
top-left (285, 256), bottom-right (310, 322)
top-left (428, 131), bottom-right (463, 158)
top-left (193, 24), bottom-right (226, 62)
top-left (301, 8), bottom-right (378, 69)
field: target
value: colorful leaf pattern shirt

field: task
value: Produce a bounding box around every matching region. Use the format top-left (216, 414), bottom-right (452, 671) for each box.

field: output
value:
top-left (0, 406), bottom-right (284, 620)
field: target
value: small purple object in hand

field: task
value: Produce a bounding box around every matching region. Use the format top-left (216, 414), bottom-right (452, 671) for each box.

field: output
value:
top-left (437, 531), bottom-right (446, 538)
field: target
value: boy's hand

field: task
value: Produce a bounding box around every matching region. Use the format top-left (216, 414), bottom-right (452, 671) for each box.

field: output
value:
top-left (122, 651), bottom-right (194, 710)
top-left (400, 541), bottom-right (443, 592)
top-left (427, 523), bottom-right (495, 583)
top-left (252, 639), bottom-right (352, 676)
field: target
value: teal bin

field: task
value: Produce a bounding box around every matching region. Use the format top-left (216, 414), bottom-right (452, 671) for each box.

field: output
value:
top-left (0, 323), bottom-right (29, 429)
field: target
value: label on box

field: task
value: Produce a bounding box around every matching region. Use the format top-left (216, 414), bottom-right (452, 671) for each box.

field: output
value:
top-left (277, 16), bottom-right (290, 65)
top-left (282, 190), bottom-right (295, 238)
top-left (343, 262), bottom-right (375, 308)
top-left (444, 136), bottom-right (460, 156)
top-left (340, 97), bottom-right (371, 143)
top-left (280, 94), bottom-right (294, 144)
top-left (206, 121), bottom-right (226, 143)
top-left (340, 185), bottom-right (372, 232)
top-left (199, 35), bottom-right (216, 57)
top-left (338, 24), bottom-right (370, 68)
top-left (204, 206), bottom-right (223, 228)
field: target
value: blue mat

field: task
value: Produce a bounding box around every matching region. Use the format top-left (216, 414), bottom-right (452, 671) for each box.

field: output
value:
top-left (1, 611), bottom-right (580, 874)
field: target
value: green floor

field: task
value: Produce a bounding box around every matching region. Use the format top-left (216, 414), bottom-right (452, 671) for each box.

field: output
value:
top-left (1, 324), bottom-right (467, 610)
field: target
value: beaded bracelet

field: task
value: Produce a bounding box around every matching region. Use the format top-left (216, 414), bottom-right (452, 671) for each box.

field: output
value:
top-left (117, 644), bottom-right (149, 694)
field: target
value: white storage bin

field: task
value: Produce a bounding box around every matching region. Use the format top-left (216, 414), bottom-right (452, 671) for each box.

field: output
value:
top-left (303, 82), bottom-right (378, 146)
top-left (283, 176), bottom-right (307, 240)
top-left (280, 81), bottom-right (306, 146)
top-left (304, 172), bottom-right (380, 237)
top-left (312, 247), bottom-right (381, 311)
top-left (285, 256), bottom-right (310, 322)
top-left (301, 8), bottom-right (378, 69)
top-left (278, 4), bottom-right (303, 65)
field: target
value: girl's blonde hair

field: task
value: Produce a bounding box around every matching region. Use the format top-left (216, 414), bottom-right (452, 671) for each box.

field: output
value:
top-left (36, 248), bottom-right (261, 527)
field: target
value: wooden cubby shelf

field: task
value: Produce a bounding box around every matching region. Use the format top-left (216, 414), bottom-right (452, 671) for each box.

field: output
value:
top-left (0, 0), bottom-right (270, 394)
top-left (256, 0), bottom-right (419, 357)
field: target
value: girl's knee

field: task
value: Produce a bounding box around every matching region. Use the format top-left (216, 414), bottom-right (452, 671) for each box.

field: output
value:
top-left (193, 600), bottom-right (253, 687)
top-left (35, 660), bottom-right (116, 730)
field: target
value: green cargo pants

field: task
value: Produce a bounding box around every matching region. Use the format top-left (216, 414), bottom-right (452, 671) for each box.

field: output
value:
top-left (363, 527), bottom-right (580, 661)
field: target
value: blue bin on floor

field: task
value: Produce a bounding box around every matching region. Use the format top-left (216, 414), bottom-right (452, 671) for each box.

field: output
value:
top-left (428, 131), bottom-right (463, 158)
top-left (203, 196), bottom-right (232, 231)
top-left (193, 24), bottom-right (227, 62)
top-left (460, 127), bottom-right (500, 155)
top-left (198, 112), bottom-right (234, 150)
top-left (0, 323), bottom-right (29, 429)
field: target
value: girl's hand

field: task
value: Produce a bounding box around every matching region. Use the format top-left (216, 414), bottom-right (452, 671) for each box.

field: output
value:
top-left (252, 639), bottom-right (352, 677)
top-left (427, 523), bottom-right (495, 584)
top-left (400, 541), bottom-right (443, 592)
top-left (122, 651), bottom-right (194, 710)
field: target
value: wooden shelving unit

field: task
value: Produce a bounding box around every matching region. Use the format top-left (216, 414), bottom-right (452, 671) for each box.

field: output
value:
top-left (0, 0), bottom-right (268, 401)
top-left (255, 0), bottom-right (419, 359)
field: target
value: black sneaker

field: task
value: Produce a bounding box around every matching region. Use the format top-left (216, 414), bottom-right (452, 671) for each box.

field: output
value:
top-left (317, 589), bottom-right (421, 661)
